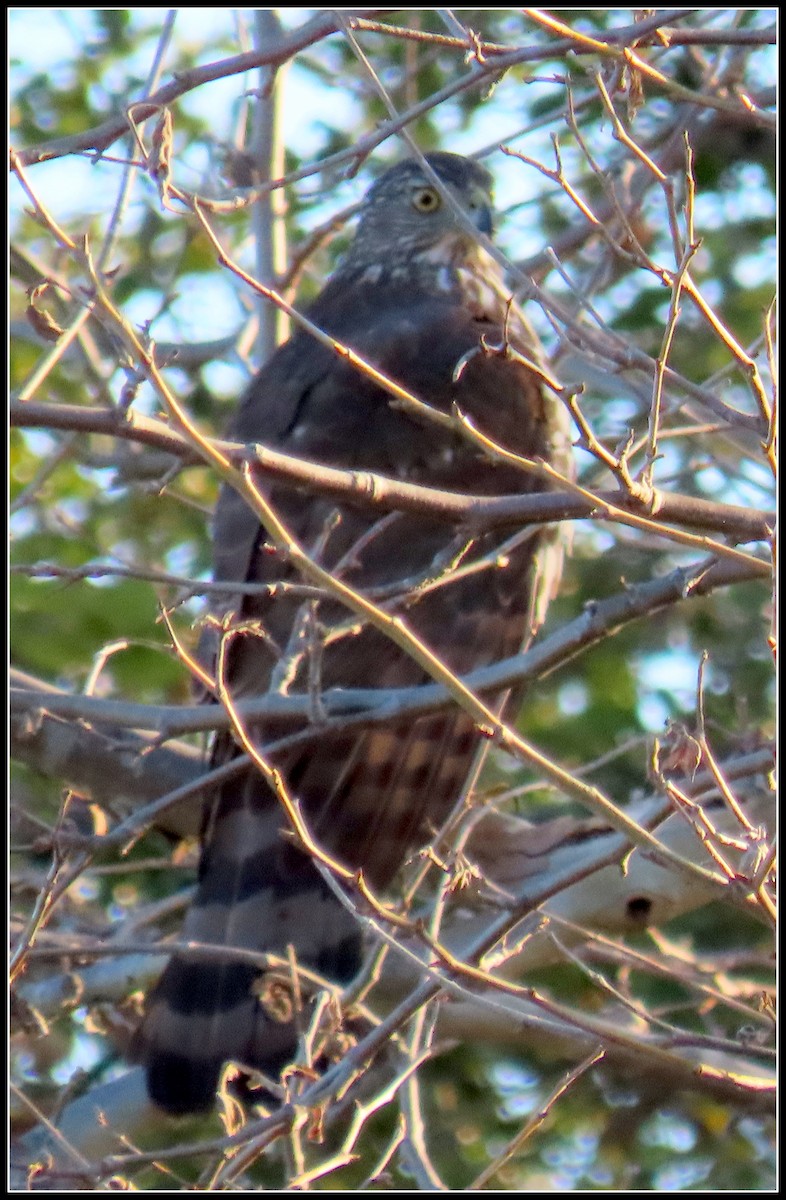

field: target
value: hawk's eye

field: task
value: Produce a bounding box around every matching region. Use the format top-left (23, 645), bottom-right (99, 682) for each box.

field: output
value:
top-left (411, 186), bottom-right (441, 213)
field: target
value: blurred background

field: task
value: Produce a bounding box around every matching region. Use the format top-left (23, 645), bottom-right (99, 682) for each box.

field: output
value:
top-left (10, 9), bottom-right (776, 1190)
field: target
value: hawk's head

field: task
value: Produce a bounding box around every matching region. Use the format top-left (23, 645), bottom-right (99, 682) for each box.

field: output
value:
top-left (342, 152), bottom-right (495, 273)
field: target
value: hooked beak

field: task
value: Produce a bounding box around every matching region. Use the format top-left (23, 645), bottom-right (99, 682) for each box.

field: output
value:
top-left (472, 201), bottom-right (493, 237)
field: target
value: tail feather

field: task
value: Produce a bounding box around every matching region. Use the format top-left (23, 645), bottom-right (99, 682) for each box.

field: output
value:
top-left (134, 773), bottom-right (362, 1114)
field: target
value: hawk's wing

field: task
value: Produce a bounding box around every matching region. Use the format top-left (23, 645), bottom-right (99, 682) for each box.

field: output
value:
top-left (136, 273), bottom-right (566, 1114)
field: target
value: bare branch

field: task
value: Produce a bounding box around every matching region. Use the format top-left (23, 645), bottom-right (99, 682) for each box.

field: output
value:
top-left (10, 402), bottom-right (774, 542)
top-left (10, 9), bottom-right (775, 1184)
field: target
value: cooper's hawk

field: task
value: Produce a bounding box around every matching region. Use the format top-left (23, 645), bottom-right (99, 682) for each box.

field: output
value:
top-left (136, 152), bottom-right (569, 1114)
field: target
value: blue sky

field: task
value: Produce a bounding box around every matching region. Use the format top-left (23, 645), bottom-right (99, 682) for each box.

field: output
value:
top-left (10, 9), bottom-right (776, 732)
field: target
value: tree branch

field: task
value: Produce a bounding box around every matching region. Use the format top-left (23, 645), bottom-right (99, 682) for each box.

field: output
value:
top-left (10, 402), bottom-right (773, 543)
top-left (11, 554), bottom-right (770, 854)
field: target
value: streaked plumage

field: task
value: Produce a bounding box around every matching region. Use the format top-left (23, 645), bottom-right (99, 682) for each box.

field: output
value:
top-left (135, 153), bottom-right (569, 1113)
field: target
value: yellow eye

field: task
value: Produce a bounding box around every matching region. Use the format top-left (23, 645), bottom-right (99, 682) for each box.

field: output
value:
top-left (411, 186), bottom-right (441, 213)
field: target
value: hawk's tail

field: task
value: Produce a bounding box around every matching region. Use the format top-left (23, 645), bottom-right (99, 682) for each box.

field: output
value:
top-left (133, 776), bottom-right (361, 1114)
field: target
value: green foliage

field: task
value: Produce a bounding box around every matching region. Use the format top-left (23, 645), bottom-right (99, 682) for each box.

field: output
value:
top-left (9, 8), bottom-right (775, 1190)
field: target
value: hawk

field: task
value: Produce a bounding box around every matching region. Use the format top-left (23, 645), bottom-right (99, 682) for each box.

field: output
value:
top-left (136, 152), bottom-right (569, 1113)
